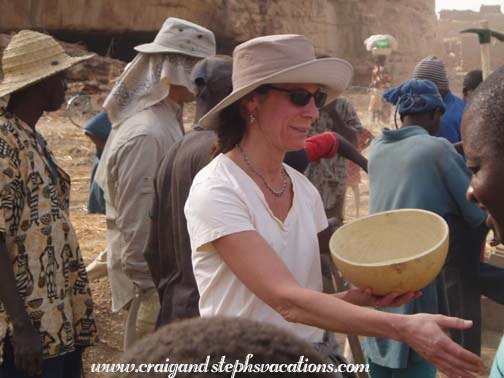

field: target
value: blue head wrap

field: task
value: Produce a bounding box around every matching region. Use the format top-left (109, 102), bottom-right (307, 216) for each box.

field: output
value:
top-left (383, 79), bottom-right (446, 116)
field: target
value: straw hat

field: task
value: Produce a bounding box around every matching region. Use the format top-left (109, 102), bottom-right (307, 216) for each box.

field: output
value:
top-left (134, 17), bottom-right (216, 58)
top-left (199, 34), bottom-right (353, 129)
top-left (0, 30), bottom-right (94, 99)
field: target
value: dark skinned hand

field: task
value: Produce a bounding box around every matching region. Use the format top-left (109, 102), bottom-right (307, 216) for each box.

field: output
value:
top-left (12, 321), bottom-right (43, 377)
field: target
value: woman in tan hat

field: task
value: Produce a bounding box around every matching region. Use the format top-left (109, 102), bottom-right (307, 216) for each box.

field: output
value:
top-left (0, 30), bottom-right (96, 378)
top-left (184, 34), bottom-right (483, 378)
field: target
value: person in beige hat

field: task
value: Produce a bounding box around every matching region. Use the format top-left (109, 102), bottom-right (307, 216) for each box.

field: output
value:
top-left (184, 34), bottom-right (483, 378)
top-left (0, 30), bottom-right (97, 377)
top-left (94, 17), bottom-right (216, 350)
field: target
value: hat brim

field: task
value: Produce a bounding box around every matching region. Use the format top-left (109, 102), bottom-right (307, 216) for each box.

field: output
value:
top-left (0, 54), bottom-right (95, 99)
top-left (199, 58), bottom-right (353, 129)
top-left (134, 42), bottom-right (209, 58)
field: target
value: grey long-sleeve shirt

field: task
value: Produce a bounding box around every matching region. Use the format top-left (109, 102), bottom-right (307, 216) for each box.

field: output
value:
top-left (97, 99), bottom-right (183, 311)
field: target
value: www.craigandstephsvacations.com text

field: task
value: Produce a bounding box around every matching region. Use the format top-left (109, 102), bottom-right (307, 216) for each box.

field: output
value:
top-left (91, 354), bottom-right (370, 376)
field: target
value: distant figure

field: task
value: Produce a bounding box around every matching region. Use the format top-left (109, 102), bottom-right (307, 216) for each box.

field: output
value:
top-left (84, 111), bottom-right (111, 215)
top-left (83, 111), bottom-right (111, 281)
top-left (368, 55), bottom-right (392, 124)
top-left (412, 55), bottom-right (465, 143)
top-left (346, 129), bottom-right (373, 218)
top-left (462, 69), bottom-right (483, 103)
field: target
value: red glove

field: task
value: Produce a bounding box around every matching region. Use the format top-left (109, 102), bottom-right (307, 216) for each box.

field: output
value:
top-left (304, 132), bottom-right (340, 162)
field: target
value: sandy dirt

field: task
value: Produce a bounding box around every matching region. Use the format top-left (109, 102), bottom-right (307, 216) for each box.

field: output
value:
top-left (36, 92), bottom-right (500, 377)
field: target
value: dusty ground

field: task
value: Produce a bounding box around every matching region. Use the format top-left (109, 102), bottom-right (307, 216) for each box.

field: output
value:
top-left (36, 92), bottom-right (501, 377)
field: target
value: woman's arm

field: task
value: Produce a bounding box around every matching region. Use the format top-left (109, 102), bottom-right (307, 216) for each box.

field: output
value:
top-left (213, 230), bottom-right (483, 377)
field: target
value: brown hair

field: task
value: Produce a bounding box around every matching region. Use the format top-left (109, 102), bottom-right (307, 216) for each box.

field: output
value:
top-left (212, 100), bottom-right (246, 156)
top-left (212, 86), bottom-right (270, 157)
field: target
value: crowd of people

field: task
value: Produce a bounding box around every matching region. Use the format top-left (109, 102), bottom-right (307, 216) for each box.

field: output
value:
top-left (0, 15), bottom-right (503, 378)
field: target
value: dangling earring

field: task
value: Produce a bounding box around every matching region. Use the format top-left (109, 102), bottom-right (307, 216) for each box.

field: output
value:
top-left (249, 113), bottom-right (256, 124)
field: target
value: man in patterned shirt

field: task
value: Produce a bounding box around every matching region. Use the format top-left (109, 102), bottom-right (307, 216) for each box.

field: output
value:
top-left (304, 97), bottom-right (366, 228)
top-left (0, 31), bottom-right (97, 377)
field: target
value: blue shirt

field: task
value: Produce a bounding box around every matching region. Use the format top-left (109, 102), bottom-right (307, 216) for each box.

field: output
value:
top-left (84, 111), bottom-right (112, 214)
top-left (490, 336), bottom-right (504, 377)
top-left (364, 126), bottom-right (486, 369)
top-left (436, 90), bottom-right (465, 143)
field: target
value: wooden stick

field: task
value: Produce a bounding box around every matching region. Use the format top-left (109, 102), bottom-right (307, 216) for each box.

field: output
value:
top-left (480, 20), bottom-right (491, 80)
top-left (328, 257), bottom-right (370, 378)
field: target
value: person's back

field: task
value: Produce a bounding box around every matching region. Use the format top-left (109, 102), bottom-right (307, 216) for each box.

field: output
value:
top-left (144, 55), bottom-right (231, 327)
top-left (412, 55), bottom-right (464, 143)
top-left (369, 128), bottom-right (472, 215)
top-left (440, 90), bottom-right (465, 142)
top-left (150, 128), bottom-right (216, 325)
top-left (365, 79), bottom-right (486, 377)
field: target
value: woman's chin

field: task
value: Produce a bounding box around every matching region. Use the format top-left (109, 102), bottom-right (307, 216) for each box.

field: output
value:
top-left (284, 140), bottom-right (306, 153)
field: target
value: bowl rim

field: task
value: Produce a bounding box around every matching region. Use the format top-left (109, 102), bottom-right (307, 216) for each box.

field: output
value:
top-left (329, 208), bottom-right (449, 267)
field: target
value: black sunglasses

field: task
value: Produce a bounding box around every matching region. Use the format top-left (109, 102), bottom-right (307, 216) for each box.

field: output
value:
top-left (262, 85), bottom-right (327, 108)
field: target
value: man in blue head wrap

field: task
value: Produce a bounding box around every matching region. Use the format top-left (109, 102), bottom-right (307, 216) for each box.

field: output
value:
top-left (364, 79), bottom-right (488, 378)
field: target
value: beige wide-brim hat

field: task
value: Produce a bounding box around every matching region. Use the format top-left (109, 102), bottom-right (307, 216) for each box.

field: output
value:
top-left (134, 17), bottom-right (216, 58)
top-left (0, 30), bottom-right (94, 99)
top-left (199, 34), bottom-right (353, 129)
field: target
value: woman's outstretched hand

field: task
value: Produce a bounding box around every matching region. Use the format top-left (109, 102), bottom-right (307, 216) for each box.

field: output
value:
top-left (398, 313), bottom-right (484, 378)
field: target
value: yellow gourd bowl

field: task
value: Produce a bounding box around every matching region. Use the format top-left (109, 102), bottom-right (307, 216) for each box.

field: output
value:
top-left (329, 209), bottom-right (449, 295)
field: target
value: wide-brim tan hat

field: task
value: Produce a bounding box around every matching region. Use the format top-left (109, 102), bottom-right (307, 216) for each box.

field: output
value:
top-left (0, 30), bottom-right (94, 99)
top-left (199, 34), bottom-right (353, 129)
top-left (134, 17), bottom-right (216, 58)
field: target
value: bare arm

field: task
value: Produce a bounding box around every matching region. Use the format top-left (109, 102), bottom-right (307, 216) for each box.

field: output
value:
top-left (213, 230), bottom-right (483, 377)
top-left (0, 234), bottom-right (42, 376)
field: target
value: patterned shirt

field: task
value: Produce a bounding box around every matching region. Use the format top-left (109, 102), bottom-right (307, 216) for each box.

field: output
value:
top-left (0, 108), bottom-right (97, 360)
top-left (304, 98), bottom-right (363, 219)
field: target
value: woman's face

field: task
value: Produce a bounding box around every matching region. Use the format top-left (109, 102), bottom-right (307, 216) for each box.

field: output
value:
top-left (462, 111), bottom-right (504, 242)
top-left (246, 83), bottom-right (322, 152)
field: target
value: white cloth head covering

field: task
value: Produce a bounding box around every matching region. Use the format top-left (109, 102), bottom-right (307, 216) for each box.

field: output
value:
top-left (103, 52), bottom-right (200, 126)
top-left (103, 17), bottom-right (216, 126)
